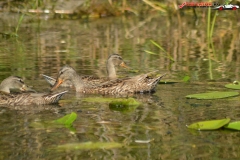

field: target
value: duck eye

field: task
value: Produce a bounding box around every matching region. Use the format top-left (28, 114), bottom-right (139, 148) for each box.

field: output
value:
top-left (18, 79), bottom-right (24, 84)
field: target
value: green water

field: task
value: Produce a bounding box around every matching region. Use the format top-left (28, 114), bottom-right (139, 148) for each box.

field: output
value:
top-left (0, 11), bottom-right (240, 159)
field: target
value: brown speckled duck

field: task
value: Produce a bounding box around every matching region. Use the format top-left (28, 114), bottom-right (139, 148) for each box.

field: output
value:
top-left (0, 76), bottom-right (67, 106)
top-left (51, 65), bottom-right (166, 95)
top-left (42, 53), bottom-right (128, 87)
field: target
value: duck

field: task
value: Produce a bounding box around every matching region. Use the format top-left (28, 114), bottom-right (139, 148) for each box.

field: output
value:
top-left (50, 65), bottom-right (166, 95)
top-left (42, 53), bottom-right (128, 87)
top-left (0, 76), bottom-right (67, 106)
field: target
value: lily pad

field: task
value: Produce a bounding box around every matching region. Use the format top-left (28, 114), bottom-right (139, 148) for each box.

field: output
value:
top-left (109, 98), bottom-right (140, 113)
top-left (225, 81), bottom-right (240, 90)
top-left (224, 121), bottom-right (240, 130)
top-left (55, 142), bottom-right (122, 150)
top-left (187, 118), bottom-right (231, 130)
top-left (186, 92), bottom-right (239, 100)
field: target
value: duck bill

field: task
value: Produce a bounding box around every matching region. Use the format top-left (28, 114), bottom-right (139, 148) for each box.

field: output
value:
top-left (51, 78), bottom-right (63, 91)
top-left (120, 62), bottom-right (128, 68)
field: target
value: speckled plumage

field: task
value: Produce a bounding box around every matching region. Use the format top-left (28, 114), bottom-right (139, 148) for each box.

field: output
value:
top-left (42, 54), bottom-right (127, 87)
top-left (0, 91), bottom-right (67, 106)
top-left (0, 76), bottom-right (67, 106)
top-left (51, 65), bottom-right (166, 95)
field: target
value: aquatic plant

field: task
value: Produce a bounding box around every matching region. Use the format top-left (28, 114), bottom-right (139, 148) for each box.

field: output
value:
top-left (187, 118), bottom-right (240, 131)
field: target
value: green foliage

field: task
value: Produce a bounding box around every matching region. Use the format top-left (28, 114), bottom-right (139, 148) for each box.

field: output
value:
top-left (14, 14), bottom-right (25, 37)
top-left (225, 81), bottom-right (240, 90)
top-left (54, 112), bottom-right (77, 126)
top-left (31, 112), bottom-right (77, 131)
top-left (182, 75), bottom-right (190, 82)
top-left (224, 121), bottom-right (240, 130)
top-left (83, 97), bottom-right (140, 113)
top-left (187, 119), bottom-right (240, 131)
top-left (144, 40), bottom-right (174, 62)
top-left (109, 98), bottom-right (140, 113)
top-left (186, 92), bottom-right (239, 100)
top-left (187, 118), bottom-right (230, 130)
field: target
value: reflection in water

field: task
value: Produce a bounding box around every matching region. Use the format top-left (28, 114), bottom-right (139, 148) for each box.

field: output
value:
top-left (0, 12), bottom-right (240, 159)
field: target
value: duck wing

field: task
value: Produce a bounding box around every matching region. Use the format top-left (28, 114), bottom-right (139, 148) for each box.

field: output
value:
top-left (0, 91), bottom-right (68, 106)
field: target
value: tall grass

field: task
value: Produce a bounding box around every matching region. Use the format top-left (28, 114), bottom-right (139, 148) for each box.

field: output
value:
top-left (207, 3), bottom-right (218, 80)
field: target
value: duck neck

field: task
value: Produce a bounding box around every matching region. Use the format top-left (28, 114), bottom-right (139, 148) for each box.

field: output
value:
top-left (70, 72), bottom-right (85, 92)
top-left (107, 59), bottom-right (116, 80)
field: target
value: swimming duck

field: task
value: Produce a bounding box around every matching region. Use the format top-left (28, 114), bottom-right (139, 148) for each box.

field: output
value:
top-left (0, 76), bottom-right (67, 106)
top-left (51, 65), bottom-right (166, 95)
top-left (42, 54), bottom-right (128, 87)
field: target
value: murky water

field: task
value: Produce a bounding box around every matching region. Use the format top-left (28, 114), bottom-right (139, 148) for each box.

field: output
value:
top-left (0, 11), bottom-right (240, 159)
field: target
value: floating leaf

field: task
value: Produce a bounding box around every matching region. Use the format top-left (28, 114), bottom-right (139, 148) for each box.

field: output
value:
top-left (109, 98), bottom-right (140, 113)
top-left (224, 121), bottom-right (240, 130)
top-left (55, 142), bottom-right (122, 150)
top-left (186, 92), bottom-right (239, 100)
top-left (182, 76), bottom-right (190, 82)
top-left (225, 81), bottom-right (240, 90)
top-left (54, 112), bottom-right (77, 126)
top-left (30, 112), bottom-right (77, 132)
top-left (187, 118), bottom-right (231, 130)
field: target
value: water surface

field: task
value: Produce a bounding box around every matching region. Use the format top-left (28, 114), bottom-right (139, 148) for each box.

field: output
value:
top-left (0, 11), bottom-right (240, 159)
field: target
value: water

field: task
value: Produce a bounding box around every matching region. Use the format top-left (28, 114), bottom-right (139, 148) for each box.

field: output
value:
top-left (0, 11), bottom-right (240, 159)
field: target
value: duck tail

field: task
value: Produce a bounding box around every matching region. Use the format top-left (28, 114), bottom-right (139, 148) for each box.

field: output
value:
top-left (41, 74), bottom-right (56, 86)
top-left (45, 90), bottom-right (68, 104)
top-left (149, 73), bottom-right (167, 86)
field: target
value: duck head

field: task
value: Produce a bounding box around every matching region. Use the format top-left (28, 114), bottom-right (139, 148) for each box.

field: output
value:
top-left (107, 54), bottom-right (128, 79)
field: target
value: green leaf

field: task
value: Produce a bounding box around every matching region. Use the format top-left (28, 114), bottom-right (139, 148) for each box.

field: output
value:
top-left (186, 92), bottom-right (239, 100)
top-left (187, 118), bottom-right (231, 130)
top-left (150, 40), bottom-right (163, 49)
top-left (55, 142), bottom-right (122, 150)
top-left (30, 112), bottom-right (77, 132)
top-left (54, 112), bottom-right (77, 126)
top-left (109, 98), bottom-right (140, 113)
top-left (182, 76), bottom-right (190, 82)
top-left (225, 81), bottom-right (240, 90)
top-left (149, 40), bottom-right (174, 61)
top-left (224, 121), bottom-right (240, 130)
top-left (144, 50), bottom-right (158, 55)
